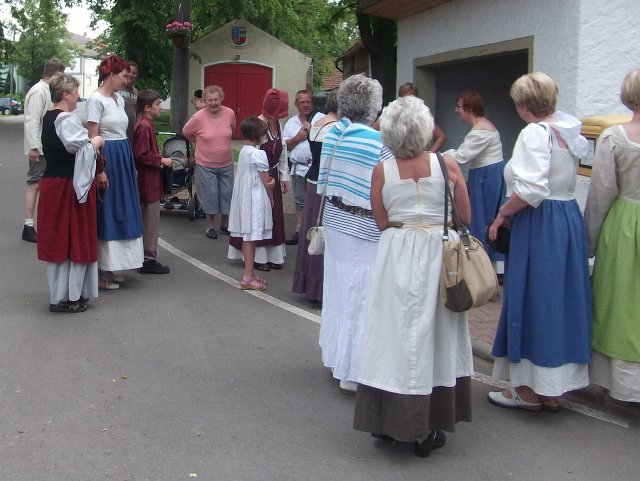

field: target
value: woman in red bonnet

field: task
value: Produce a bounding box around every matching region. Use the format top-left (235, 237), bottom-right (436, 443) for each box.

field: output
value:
top-left (228, 89), bottom-right (290, 270)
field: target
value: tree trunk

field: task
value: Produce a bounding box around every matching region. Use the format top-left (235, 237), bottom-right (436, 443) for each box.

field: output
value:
top-left (356, 13), bottom-right (397, 107)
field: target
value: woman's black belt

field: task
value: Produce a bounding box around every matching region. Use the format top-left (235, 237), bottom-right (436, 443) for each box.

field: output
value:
top-left (329, 196), bottom-right (373, 219)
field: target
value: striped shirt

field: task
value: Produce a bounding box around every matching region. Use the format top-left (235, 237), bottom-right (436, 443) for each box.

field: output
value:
top-left (317, 118), bottom-right (392, 241)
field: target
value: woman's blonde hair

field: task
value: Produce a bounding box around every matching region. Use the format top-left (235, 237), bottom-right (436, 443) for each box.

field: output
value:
top-left (49, 73), bottom-right (79, 103)
top-left (621, 69), bottom-right (640, 112)
top-left (203, 85), bottom-right (224, 102)
top-left (510, 72), bottom-right (558, 117)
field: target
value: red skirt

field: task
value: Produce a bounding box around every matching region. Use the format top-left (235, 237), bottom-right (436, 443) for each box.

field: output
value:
top-left (37, 177), bottom-right (98, 263)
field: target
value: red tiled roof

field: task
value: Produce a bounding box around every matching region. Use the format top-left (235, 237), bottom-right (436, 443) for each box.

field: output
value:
top-left (322, 70), bottom-right (342, 90)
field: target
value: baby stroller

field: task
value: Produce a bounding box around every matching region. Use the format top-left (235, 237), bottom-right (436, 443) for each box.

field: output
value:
top-left (159, 133), bottom-right (203, 220)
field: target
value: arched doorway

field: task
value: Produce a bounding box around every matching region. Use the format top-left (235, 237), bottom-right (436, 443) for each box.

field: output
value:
top-left (204, 63), bottom-right (273, 139)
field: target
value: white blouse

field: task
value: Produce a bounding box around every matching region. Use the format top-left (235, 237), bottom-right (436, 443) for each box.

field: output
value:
top-left (55, 112), bottom-right (97, 203)
top-left (505, 112), bottom-right (588, 208)
top-left (86, 92), bottom-right (128, 140)
top-left (445, 129), bottom-right (503, 169)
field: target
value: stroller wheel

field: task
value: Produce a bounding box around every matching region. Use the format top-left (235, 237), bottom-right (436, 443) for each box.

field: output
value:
top-left (188, 195), bottom-right (197, 220)
top-left (194, 194), bottom-right (205, 219)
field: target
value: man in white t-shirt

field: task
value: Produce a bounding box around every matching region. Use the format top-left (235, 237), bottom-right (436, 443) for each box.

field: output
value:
top-left (22, 58), bottom-right (65, 243)
top-left (282, 90), bottom-right (324, 244)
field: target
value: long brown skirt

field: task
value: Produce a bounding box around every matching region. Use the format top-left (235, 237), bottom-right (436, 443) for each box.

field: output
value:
top-left (353, 377), bottom-right (472, 443)
top-left (292, 187), bottom-right (324, 302)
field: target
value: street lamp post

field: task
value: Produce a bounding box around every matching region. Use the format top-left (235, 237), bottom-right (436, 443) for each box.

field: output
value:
top-left (8, 27), bottom-right (16, 108)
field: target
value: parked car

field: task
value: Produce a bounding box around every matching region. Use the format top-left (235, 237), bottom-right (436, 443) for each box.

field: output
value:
top-left (0, 98), bottom-right (24, 115)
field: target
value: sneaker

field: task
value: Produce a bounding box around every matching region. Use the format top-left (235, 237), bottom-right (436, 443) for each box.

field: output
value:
top-left (22, 225), bottom-right (37, 243)
top-left (49, 300), bottom-right (88, 313)
top-left (140, 259), bottom-right (170, 274)
top-left (285, 232), bottom-right (299, 245)
top-left (205, 228), bottom-right (218, 239)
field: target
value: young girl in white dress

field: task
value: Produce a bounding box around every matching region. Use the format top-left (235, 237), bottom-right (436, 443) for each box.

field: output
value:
top-left (228, 117), bottom-right (275, 290)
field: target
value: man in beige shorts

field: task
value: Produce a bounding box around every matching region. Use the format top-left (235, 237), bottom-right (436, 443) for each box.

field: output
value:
top-left (22, 58), bottom-right (65, 243)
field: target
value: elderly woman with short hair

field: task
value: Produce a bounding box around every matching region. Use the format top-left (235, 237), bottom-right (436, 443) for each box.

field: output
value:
top-left (487, 72), bottom-right (592, 412)
top-left (39, 73), bottom-right (105, 312)
top-left (354, 95), bottom-right (473, 458)
top-left (183, 85), bottom-right (237, 238)
top-left (316, 74), bottom-right (393, 394)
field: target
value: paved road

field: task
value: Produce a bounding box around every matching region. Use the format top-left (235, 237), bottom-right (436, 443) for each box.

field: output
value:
top-left (0, 115), bottom-right (638, 481)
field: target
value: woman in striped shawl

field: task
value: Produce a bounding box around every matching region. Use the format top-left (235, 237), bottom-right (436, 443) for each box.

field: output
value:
top-left (316, 74), bottom-right (393, 394)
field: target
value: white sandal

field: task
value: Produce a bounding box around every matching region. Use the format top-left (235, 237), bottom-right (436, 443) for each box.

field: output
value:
top-left (99, 278), bottom-right (119, 290)
top-left (487, 388), bottom-right (542, 411)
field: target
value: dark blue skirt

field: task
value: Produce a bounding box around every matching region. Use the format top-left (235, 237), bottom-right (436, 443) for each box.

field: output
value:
top-left (491, 199), bottom-right (592, 367)
top-left (467, 161), bottom-right (505, 262)
top-left (97, 139), bottom-right (143, 241)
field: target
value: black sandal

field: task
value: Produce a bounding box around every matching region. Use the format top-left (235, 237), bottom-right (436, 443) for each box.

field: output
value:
top-left (267, 262), bottom-right (282, 270)
top-left (414, 430), bottom-right (446, 458)
top-left (254, 262), bottom-right (270, 271)
top-left (49, 301), bottom-right (88, 313)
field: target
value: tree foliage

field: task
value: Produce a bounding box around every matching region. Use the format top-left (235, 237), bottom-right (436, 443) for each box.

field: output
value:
top-left (191, 0), bottom-right (357, 88)
top-left (0, 0), bottom-right (376, 96)
top-left (5, 0), bottom-right (77, 87)
top-left (86, 0), bottom-right (175, 98)
top-left (83, 0), bottom-right (357, 95)
top-left (1, 21), bottom-right (17, 92)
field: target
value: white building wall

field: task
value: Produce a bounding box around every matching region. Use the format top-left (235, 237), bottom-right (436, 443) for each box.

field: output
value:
top-left (576, 0), bottom-right (640, 117)
top-left (66, 56), bottom-right (100, 100)
top-left (397, 0), bottom-right (637, 117)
